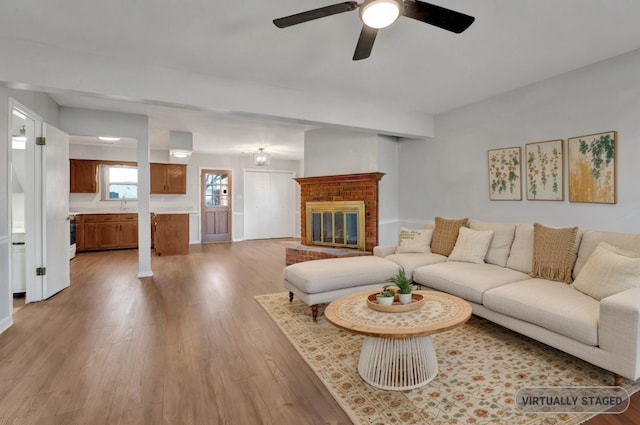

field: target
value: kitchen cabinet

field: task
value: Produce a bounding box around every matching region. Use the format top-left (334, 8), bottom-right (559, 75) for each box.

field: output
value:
top-left (78, 213), bottom-right (138, 251)
top-left (70, 159), bottom-right (98, 193)
top-left (154, 214), bottom-right (189, 255)
top-left (150, 163), bottom-right (187, 194)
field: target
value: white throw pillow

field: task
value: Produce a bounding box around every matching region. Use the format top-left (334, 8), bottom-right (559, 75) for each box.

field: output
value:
top-left (447, 227), bottom-right (495, 264)
top-left (396, 228), bottom-right (432, 254)
top-left (571, 242), bottom-right (640, 300)
top-left (469, 220), bottom-right (516, 267)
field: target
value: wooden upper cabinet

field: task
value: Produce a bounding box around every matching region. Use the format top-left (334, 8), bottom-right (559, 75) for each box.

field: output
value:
top-left (150, 163), bottom-right (187, 194)
top-left (70, 159), bottom-right (98, 193)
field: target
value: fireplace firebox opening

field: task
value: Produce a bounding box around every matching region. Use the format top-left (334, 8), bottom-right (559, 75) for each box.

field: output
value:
top-left (305, 201), bottom-right (365, 251)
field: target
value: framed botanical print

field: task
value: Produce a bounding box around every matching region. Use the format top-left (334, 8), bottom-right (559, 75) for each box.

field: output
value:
top-left (488, 147), bottom-right (522, 200)
top-left (568, 131), bottom-right (616, 204)
top-left (525, 139), bottom-right (564, 201)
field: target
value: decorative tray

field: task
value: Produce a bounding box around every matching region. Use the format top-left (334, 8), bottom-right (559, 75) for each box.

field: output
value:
top-left (366, 293), bottom-right (425, 313)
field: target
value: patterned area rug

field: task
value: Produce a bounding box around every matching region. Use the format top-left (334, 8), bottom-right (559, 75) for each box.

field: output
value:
top-left (255, 292), bottom-right (640, 425)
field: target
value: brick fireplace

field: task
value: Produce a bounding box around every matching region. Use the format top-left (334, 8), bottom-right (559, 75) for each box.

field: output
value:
top-left (294, 172), bottom-right (385, 254)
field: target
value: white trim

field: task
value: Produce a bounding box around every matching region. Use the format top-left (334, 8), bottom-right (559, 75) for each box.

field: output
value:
top-left (0, 315), bottom-right (12, 334)
top-left (8, 99), bottom-right (43, 303)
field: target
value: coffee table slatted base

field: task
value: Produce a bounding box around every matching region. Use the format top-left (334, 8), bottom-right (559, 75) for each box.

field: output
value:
top-left (358, 335), bottom-right (438, 391)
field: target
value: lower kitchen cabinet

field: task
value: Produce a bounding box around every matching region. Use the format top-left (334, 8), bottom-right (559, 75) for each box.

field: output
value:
top-left (154, 214), bottom-right (189, 256)
top-left (77, 213), bottom-right (138, 251)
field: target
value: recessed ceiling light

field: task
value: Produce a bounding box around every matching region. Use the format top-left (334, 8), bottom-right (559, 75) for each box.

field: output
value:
top-left (171, 150), bottom-right (190, 158)
top-left (98, 136), bottom-right (121, 141)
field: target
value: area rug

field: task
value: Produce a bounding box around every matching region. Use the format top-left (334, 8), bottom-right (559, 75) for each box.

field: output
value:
top-left (255, 292), bottom-right (640, 425)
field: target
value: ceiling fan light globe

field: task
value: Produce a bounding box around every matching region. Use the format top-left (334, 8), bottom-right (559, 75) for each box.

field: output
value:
top-left (360, 0), bottom-right (401, 29)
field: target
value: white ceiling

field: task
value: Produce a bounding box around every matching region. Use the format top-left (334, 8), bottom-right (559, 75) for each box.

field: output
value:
top-left (4, 0), bottom-right (640, 160)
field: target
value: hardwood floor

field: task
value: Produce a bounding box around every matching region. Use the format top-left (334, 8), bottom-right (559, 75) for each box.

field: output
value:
top-left (0, 239), bottom-right (637, 424)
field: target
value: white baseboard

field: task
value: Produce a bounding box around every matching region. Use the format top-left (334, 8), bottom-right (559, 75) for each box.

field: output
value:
top-left (0, 316), bottom-right (13, 335)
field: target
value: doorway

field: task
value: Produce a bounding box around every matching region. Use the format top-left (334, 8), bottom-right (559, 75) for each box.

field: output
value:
top-left (243, 169), bottom-right (296, 240)
top-left (8, 100), bottom-right (70, 305)
top-left (201, 169), bottom-right (232, 242)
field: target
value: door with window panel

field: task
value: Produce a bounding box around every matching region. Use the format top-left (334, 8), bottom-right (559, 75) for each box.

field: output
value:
top-left (201, 170), bottom-right (232, 242)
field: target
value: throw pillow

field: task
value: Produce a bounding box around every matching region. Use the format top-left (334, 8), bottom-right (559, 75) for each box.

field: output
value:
top-left (431, 217), bottom-right (467, 257)
top-left (395, 228), bottom-right (433, 254)
top-left (431, 217), bottom-right (469, 256)
top-left (505, 224), bottom-right (534, 273)
top-left (530, 223), bottom-right (579, 283)
top-left (448, 227), bottom-right (495, 264)
top-left (571, 242), bottom-right (640, 300)
top-left (469, 220), bottom-right (516, 267)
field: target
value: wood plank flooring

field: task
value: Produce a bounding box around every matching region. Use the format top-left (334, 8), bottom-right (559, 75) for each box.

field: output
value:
top-left (0, 239), bottom-right (638, 424)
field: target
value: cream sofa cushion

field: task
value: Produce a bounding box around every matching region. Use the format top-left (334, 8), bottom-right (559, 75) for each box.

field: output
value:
top-left (469, 220), bottom-right (516, 267)
top-left (448, 227), bottom-right (494, 264)
top-left (506, 224), bottom-right (534, 273)
top-left (413, 261), bottom-right (529, 304)
top-left (384, 252), bottom-right (446, 278)
top-left (396, 228), bottom-right (432, 254)
top-left (483, 279), bottom-right (599, 346)
top-left (573, 229), bottom-right (640, 278)
top-left (571, 242), bottom-right (640, 300)
top-left (283, 256), bottom-right (399, 294)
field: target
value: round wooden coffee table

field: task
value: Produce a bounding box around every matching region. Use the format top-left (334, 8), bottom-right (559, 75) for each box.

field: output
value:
top-left (324, 290), bottom-right (472, 391)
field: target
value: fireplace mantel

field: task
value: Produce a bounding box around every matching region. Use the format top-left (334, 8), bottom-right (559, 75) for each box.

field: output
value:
top-left (295, 172), bottom-right (385, 252)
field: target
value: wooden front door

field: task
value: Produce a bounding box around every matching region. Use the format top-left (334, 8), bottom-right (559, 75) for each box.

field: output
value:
top-left (201, 169), bottom-right (232, 242)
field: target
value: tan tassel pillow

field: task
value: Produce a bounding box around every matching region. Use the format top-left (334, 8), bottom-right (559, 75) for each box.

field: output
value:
top-left (431, 217), bottom-right (468, 256)
top-left (530, 223), bottom-right (579, 283)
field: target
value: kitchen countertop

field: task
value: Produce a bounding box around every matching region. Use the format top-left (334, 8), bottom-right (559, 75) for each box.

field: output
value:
top-left (70, 210), bottom-right (198, 215)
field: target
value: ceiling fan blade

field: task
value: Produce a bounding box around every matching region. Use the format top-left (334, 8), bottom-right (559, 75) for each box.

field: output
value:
top-left (273, 1), bottom-right (359, 28)
top-left (353, 25), bottom-right (378, 61)
top-left (403, 0), bottom-right (475, 34)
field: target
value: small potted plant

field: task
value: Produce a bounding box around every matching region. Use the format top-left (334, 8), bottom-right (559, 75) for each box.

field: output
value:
top-left (376, 285), bottom-right (395, 306)
top-left (388, 268), bottom-right (413, 304)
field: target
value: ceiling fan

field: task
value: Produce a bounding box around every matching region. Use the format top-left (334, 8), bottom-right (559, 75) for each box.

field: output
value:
top-left (273, 0), bottom-right (475, 60)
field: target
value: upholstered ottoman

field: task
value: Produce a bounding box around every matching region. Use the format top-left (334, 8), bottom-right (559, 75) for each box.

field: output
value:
top-left (283, 256), bottom-right (400, 320)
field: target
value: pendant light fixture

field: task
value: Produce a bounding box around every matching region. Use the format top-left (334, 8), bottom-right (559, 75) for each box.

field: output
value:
top-left (254, 148), bottom-right (270, 166)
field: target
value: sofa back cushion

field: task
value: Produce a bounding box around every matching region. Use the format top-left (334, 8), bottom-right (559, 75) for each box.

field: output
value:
top-left (506, 224), bottom-right (534, 273)
top-left (571, 242), bottom-right (640, 300)
top-left (469, 220), bottom-right (516, 267)
top-left (574, 230), bottom-right (640, 279)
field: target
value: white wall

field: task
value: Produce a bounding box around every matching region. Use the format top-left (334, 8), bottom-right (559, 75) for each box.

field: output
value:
top-left (398, 49), bottom-right (640, 233)
top-left (304, 128), bottom-right (400, 245)
top-left (304, 128), bottom-right (380, 177)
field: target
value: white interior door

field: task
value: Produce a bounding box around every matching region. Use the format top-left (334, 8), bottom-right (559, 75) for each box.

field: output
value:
top-left (243, 170), bottom-right (295, 240)
top-left (41, 123), bottom-right (70, 299)
top-left (269, 171), bottom-right (295, 237)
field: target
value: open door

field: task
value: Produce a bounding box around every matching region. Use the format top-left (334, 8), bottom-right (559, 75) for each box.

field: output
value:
top-left (41, 123), bottom-right (70, 299)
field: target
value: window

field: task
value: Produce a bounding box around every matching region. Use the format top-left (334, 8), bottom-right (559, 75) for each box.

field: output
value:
top-left (102, 165), bottom-right (138, 199)
top-left (204, 172), bottom-right (230, 206)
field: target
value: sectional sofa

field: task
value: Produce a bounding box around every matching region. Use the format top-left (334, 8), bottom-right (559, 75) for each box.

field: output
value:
top-left (284, 217), bottom-right (640, 384)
